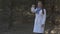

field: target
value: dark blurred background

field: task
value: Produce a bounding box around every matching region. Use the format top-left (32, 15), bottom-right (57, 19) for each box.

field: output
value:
top-left (0, 0), bottom-right (60, 34)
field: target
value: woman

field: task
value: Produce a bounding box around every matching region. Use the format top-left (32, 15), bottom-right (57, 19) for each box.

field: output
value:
top-left (31, 1), bottom-right (46, 34)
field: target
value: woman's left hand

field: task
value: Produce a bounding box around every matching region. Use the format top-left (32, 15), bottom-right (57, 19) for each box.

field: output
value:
top-left (41, 24), bottom-right (45, 28)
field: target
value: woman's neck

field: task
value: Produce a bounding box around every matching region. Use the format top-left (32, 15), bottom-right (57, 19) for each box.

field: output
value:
top-left (37, 7), bottom-right (42, 9)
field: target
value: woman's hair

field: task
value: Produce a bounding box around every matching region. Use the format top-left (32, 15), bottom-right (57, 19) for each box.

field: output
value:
top-left (38, 1), bottom-right (44, 14)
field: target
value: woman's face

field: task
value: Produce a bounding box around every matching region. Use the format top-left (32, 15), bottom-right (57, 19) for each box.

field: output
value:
top-left (37, 2), bottom-right (43, 8)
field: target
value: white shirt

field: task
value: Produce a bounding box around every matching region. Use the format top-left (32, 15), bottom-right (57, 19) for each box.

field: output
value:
top-left (31, 7), bottom-right (46, 33)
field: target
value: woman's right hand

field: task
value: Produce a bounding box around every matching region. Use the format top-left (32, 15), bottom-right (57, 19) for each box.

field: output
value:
top-left (31, 4), bottom-right (36, 13)
top-left (32, 5), bottom-right (35, 7)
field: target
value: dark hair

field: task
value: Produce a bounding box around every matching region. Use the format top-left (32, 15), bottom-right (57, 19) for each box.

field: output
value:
top-left (38, 1), bottom-right (44, 14)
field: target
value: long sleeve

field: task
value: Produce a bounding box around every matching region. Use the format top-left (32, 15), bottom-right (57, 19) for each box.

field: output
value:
top-left (31, 7), bottom-right (37, 13)
top-left (42, 9), bottom-right (46, 24)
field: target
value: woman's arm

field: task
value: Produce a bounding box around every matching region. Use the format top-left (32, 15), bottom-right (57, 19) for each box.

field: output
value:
top-left (31, 5), bottom-right (37, 13)
top-left (42, 9), bottom-right (46, 24)
top-left (41, 9), bottom-right (46, 28)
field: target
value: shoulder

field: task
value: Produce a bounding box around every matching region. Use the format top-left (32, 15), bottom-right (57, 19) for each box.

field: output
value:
top-left (43, 9), bottom-right (46, 12)
top-left (44, 9), bottom-right (46, 11)
top-left (41, 9), bottom-right (46, 11)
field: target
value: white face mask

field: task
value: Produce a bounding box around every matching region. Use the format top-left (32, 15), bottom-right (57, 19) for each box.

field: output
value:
top-left (38, 2), bottom-right (42, 8)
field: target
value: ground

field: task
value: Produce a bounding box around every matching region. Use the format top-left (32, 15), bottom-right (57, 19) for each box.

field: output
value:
top-left (0, 23), bottom-right (60, 34)
top-left (0, 23), bottom-right (33, 34)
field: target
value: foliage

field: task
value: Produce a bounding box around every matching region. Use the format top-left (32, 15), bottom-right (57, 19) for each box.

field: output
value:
top-left (0, 0), bottom-right (60, 33)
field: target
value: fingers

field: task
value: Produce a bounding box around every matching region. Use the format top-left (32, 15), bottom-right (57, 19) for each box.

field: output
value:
top-left (32, 5), bottom-right (35, 7)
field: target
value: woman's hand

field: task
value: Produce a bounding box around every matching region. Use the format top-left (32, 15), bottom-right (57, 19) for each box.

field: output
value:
top-left (32, 5), bottom-right (35, 7)
top-left (41, 24), bottom-right (45, 28)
